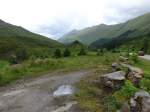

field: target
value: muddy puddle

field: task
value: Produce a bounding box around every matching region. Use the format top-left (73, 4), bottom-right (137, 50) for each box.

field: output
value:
top-left (53, 85), bottom-right (75, 97)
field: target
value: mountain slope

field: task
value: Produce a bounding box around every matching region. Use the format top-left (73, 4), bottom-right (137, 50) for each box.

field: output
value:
top-left (59, 13), bottom-right (150, 45)
top-left (0, 19), bottom-right (62, 55)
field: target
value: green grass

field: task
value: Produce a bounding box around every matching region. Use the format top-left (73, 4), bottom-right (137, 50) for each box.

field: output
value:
top-left (0, 19), bottom-right (62, 59)
top-left (132, 58), bottom-right (150, 93)
top-left (133, 58), bottom-right (150, 78)
top-left (0, 52), bottom-right (118, 86)
top-left (0, 60), bottom-right (9, 70)
top-left (75, 79), bottom-right (103, 112)
top-left (74, 54), bottom-right (150, 112)
top-left (113, 80), bottom-right (138, 103)
top-left (73, 53), bottom-right (119, 112)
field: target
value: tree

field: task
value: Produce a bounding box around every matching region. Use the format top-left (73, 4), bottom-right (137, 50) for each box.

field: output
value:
top-left (100, 49), bottom-right (104, 55)
top-left (9, 54), bottom-right (18, 64)
top-left (142, 38), bottom-right (149, 54)
top-left (10, 47), bottom-right (29, 64)
top-left (63, 48), bottom-right (71, 57)
top-left (97, 49), bottom-right (104, 56)
top-left (78, 48), bottom-right (86, 56)
top-left (97, 49), bottom-right (100, 56)
top-left (53, 49), bottom-right (61, 58)
top-left (16, 47), bottom-right (28, 62)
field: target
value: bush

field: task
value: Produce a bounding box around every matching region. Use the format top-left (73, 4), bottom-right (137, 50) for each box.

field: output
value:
top-left (53, 49), bottom-right (61, 58)
top-left (96, 49), bottom-right (101, 56)
top-left (130, 53), bottom-right (138, 63)
top-left (16, 48), bottom-right (29, 61)
top-left (78, 48), bottom-right (86, 56)
top-left (9, 54), bottom-right (18, 64)
top-left (9, 48), bottom-right (29, 64)
top-left (63, 48), bottom-right (71, 57)
top-left (0, 73), bottom-right (2, 84)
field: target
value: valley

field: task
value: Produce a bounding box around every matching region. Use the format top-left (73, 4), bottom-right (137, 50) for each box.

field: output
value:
top-left (0, 10), bottom-right (150, 112)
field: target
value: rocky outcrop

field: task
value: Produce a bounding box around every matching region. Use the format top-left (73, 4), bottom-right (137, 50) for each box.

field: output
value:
top-left (101, 60), bottom-right (149, 112)
top-left (100, 71), bottom-right (126, 89)
top-left (121, 64), bottom-right (144, 87)
top-left (121, 64), bottom-right (144, 77)
top-left (130, 90), bottom-right (150, 112)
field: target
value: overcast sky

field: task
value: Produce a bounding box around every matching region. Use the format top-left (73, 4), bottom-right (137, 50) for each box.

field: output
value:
top-left (0, 0), bottom-right (150, 39)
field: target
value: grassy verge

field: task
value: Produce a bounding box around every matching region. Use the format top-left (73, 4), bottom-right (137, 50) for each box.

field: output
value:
top-left (74, 53), bottom-right (119, 112)
top-left (133, 58), bottom-right (150, 78)
top-left (75, 69), bottom-right (108, 112)
top-left (0, 52), bottom-right (118, 86)
top-left (133, 58), bottom-right (150, 93)
top-left (74, 54), bottom-right (150, 112)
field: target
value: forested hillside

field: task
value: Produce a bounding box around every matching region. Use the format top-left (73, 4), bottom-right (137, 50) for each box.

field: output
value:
top-left (0, 19), bottom-right (62, 58)
top-left (59, 13), bottom-right (150, 47)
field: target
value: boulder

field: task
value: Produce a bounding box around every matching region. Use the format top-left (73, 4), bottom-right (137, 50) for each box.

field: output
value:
top-left (100, 71), bottom-right (126, 89)
top-left (119, 56), bottom-right (128, 62)
top-left (138, 51), bottom-right (145, 56)
top-left (112, 62), bottom-right (121, 71)
top-left (130, 90), bottom-right (150, 112)
top-left (121, 64), bottom-right (144, 86)
top-left (121, 64), bottom-right (144, 77)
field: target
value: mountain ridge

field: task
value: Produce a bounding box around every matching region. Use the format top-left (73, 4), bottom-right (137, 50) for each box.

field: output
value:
top-left (59, 12), bottom-right (150, 45)
top-left (0, 19), bottom-right (62, 58)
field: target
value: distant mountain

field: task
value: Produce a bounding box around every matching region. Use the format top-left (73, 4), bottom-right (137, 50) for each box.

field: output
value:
top-left (0, 19), bottom-right (62, 56)
top-left (69, 40), bottom-right (84, 48)
top-left (59, 13), bottom-right (150, 46)
top-left (58, 29), bottom-right (80, 44)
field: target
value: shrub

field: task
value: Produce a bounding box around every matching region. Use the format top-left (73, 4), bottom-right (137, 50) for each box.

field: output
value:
top-left (16, 48), bottom-right (29, 61)
top-left (9, 54), bottom-right (18, 64)
top-left (96, 49), bottom-right (101, 56)
top-left (63, 48), bottom-right (71, 57)
top-left (78, 48), bottom-right (86, 56)
top-left (142, 38), bottom-right (149, 54)
top-left (130, 53), bottom-right (138, 63)
top-left (9, 48), bottom-right (29, 64)
top-left (53, 49), bottom-right (61, 58)
top-left (0, 73), bottom-right (2, 84)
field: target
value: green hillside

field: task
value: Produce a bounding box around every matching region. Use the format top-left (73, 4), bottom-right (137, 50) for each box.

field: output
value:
top-left (0, 19), bottom-right (62, 58)
top-left (59, 13), bottom-right (150, 45)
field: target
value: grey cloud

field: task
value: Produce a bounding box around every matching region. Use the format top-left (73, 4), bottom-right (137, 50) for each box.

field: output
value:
top-left (103, 2), bottom-right (150, 24)
top-left (36, 16), bottom-right (91, 39)
top-left (36, 1), bottom-right (150, 39)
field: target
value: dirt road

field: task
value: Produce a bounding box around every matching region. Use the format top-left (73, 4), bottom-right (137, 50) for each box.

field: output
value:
top-left (139, 55), bottom-right (150, 61)
top-left (0, 70), bottom-right (92, 112)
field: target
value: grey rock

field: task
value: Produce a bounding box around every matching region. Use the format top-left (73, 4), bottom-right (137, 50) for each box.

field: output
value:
top-left (100, 71), bottom-right (126, 89)
top-left (102, 71), bottom-right (126, 80)
top-left (112, 62), bottom-right (121, 71)
top-left (130, 90), bottom-right (150, 112)
top-left (121, 64), bottom-right (143, 86)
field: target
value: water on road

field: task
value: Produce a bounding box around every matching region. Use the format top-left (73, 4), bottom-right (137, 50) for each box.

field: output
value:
top-left (0, 70), bottom-right (92, 112)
